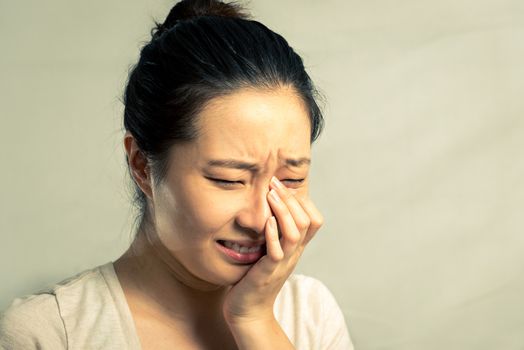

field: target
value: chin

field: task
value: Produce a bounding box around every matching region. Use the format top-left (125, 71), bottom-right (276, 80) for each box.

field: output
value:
top-left (204, 264), bottom-right (251, 287)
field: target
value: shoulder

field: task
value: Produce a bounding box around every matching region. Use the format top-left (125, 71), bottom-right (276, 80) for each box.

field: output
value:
top-left (280, 273), bottom-right (334, 300)
top-left (276, 274), bottom-right (343, 317)
top-left (275, 274), bottom-right (354, 350)
top-left (0, 263), bottom-right (112, 349)
top-left (0, 290), bottom-right (66, 348)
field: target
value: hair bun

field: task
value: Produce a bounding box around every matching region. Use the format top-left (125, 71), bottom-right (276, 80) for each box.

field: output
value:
top-left (152, 0), bottom-right (250, 39)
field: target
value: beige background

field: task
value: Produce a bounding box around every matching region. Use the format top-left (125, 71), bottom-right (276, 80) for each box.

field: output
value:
top-left (1, 0), bottom-right (523, 349)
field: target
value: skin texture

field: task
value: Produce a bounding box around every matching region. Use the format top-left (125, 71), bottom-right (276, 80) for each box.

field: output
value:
top-left (114, 86), bottom-right (324, 349)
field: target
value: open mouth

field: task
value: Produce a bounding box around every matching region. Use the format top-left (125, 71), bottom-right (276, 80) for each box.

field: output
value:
top-left (217, 240), bottom-right (266, 253)
top-left (216, 240), bottom-right (267, 264)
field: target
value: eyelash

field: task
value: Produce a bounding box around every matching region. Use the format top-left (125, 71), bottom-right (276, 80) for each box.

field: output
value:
top-left (207, 177), bottom-right (305, 187)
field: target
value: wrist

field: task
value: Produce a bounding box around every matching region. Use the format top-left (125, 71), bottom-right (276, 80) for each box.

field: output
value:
top-left (225, 312), bottom-right (275, 329)
top-left (226, 316), bottom-right (294, 350)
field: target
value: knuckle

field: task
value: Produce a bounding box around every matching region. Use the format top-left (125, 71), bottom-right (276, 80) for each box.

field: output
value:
top-left (286, 230), bottom-right (301, 244)
top-left (296, 217), bottom-right (311, 231)
top-left (311, 214), bottom-right (324, 228)
top-left (273, 250), bottom-right (285, 261)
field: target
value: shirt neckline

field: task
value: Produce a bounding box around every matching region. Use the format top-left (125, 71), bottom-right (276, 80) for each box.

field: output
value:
top-left (99, 261), bottom-right (143, 350)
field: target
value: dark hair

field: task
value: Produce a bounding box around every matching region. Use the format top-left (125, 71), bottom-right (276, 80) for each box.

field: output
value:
top-left (123, 0), bottom-right (325, 232)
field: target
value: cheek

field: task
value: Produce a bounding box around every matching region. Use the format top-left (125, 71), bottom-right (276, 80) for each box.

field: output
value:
top-left (175, 186), bottom-right (239, 236)
top-left (288, 183), bottom-right (309, 199)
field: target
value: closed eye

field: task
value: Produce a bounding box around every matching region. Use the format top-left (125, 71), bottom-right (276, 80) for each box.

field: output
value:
top-left (206, 177), bottom-right (242, 187)
top-left (206, 177), bottom-right (305, 188)
top-left (284, 179), bottom-right (305, 183)
top-left (282, 178), bottom-right (305, 188)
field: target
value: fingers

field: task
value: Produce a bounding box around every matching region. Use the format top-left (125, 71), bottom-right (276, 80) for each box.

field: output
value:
top-left (267, 176), bottom-right (323, 254)
top-left (294, 196), bottom-right (324, 245)
top-left (267, 188), bottom-right (302, 256)
top-left (264, 216), bottom-right (284, 262)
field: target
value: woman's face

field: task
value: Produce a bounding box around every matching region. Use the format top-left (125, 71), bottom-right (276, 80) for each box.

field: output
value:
top-left (149, 86), bottom-right (312, 287)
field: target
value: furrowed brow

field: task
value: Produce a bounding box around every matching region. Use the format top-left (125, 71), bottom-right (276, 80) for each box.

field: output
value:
top-left (205, 159), bottom-right (259, 171)
top-left (205, 157), bottom-right (311, 171)
top-left (285, 157), bottom-right (311, 168)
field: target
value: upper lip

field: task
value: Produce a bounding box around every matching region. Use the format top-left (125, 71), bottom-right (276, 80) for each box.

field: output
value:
top-left (217, 239), bottom-right (266, 247)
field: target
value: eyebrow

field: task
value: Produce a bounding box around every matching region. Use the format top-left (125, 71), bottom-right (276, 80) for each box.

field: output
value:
top-left (205, 157), bottom-right (311, 170)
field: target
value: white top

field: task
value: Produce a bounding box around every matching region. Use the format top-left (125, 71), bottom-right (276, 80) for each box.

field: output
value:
top-left (0, 262), bottom-right (354, 349)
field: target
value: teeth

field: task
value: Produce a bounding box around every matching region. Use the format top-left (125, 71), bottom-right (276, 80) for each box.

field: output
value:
top-left (248, 246), bottom-right (261, 253)
top-left (223, 241), bottom-right (262, 254)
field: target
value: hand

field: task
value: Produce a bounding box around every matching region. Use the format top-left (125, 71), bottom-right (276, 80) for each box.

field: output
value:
top-left (222, 176), bottom-right (324, 325)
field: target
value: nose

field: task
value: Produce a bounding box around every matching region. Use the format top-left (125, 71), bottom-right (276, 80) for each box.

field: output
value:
top-left (235, 185), bottom-right (272, 237)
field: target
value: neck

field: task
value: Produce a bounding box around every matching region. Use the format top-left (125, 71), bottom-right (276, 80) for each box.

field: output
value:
top-left (114, 222), bottom-right (231, 324)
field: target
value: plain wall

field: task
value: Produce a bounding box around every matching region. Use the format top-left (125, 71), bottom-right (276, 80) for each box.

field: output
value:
top-left (1, 1), bottom-right (523, 349)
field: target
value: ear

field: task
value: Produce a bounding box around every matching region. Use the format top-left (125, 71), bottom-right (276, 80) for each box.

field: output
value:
top-left (124, 131), bottom-right (153, 199)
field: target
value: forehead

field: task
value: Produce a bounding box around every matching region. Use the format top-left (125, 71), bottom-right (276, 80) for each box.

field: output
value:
top-left (192, 87), bottom-right (311, 167)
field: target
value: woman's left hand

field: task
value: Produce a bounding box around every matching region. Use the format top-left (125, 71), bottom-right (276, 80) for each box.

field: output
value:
top-left (222, 175), bottom-right (324, 325)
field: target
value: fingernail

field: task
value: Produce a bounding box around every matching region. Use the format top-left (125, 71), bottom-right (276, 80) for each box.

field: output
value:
top-left (269, 189), bottom-right (280, 202)
top-left (271, 176), bottom-right (284, 189)
top-left (270, 216), bottom-right (277, 230)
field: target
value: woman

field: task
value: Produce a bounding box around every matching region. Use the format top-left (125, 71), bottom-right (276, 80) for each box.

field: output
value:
top-left (0, 0), bottom-right (353, 349)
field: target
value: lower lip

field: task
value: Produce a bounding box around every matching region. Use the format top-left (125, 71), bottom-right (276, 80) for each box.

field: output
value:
top-left (216, 241), bottom-right (265, 264)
